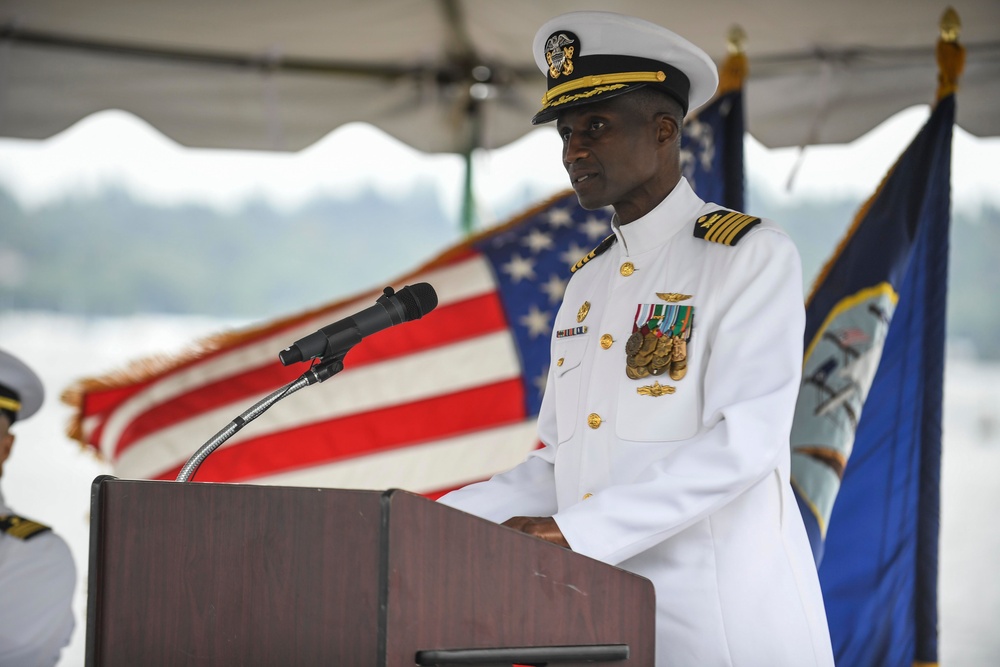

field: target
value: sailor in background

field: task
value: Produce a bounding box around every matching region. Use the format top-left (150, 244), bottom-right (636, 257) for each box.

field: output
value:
top-left (0, 349), bottom-right (75, 666)
top-left (439, 11), bottom-right (834, 666)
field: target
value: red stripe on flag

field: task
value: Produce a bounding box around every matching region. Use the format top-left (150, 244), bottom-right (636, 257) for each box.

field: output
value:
top-left (153, 378), bottom-right (525, 482)
top-left (112, 291), bottom-right (509, 458)
top-left (81, 381), bottom-right (156, 420)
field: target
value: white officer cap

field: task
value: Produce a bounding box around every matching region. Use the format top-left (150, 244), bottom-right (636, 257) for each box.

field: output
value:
top-left (531, 11), bottom-right (719, 124)
top-left (0, 349), bottom-right (44, 424)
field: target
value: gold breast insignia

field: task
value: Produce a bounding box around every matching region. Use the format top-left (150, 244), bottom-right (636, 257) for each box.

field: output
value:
top-left (637, 381), bottom-right (676, 397)
top-left (656, 293), bottom-right (692, 303)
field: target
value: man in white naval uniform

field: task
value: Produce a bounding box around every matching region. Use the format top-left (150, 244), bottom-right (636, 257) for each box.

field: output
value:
top-left (438, 12), bottom-right (835, 666)
top-left (0, 349), bottom-right (76, 666)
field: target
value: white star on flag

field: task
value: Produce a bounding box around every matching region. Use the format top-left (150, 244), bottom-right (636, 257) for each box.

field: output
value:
top-left (501, 253), bottom-right (536, 283)
top-left (522, 228), bottom-right (555, 254)
top-left (540, 274), bottom-right (568, 305)
top-left (519, 305), bottom-right (552, 339)
top-left (580, 215), bottom-right (610, 241)
top-left (559, 242), bottom-right (591, 267)
top-left (546, 207), bottom-right (574, 228)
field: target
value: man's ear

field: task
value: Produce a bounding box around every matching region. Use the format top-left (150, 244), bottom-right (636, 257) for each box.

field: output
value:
top-left (0, 432), bottom-right (13, 470)
top-left (656, 113), bottom-right (681, 145)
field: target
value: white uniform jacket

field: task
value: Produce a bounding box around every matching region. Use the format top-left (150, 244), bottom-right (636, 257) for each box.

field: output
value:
top-left (0, 491), bottom-right (76, 667)
top-left (439, 179), bottom-right (834, 666)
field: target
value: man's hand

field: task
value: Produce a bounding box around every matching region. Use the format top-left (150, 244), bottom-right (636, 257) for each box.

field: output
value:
top-left (501, 516), bottom-right (571, 549)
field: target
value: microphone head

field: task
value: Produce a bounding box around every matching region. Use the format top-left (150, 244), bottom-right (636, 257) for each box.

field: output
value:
top-left (398, 283), bottom-right (438, 320)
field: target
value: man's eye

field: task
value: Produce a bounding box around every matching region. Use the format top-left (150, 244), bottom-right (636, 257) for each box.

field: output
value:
top-left (589, 121), bottom-right (605, 131)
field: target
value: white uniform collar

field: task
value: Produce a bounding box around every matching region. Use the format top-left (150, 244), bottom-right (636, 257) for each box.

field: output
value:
top-left (611, 177), bottom-right (705, 256)
top-left (0, 488), bottom-right (9, 515)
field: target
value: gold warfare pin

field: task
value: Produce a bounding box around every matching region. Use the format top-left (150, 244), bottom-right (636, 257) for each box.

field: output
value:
top-left (656, 293), bottom-right (692, 303)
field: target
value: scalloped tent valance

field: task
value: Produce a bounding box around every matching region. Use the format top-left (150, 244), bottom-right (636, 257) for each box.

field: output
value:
top-left (1, 0), bottom-right (997, 154)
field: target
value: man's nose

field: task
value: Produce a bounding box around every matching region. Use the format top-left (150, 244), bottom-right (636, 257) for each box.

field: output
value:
top-left (563, 135), bottom-right (590, 164)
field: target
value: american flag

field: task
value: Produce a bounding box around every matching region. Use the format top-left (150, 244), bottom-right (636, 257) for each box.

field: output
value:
top-left (64, 193), bottom-right (611, 495)
top-left (63, 83), bottom-right (743, 496)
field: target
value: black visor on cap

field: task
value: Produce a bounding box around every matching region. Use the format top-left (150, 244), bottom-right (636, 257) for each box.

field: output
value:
top-left (531, 49), bottom-right (691, 125)
top-left (533, 54), bottom-right (691, 125)
top-left (0, 384), bottom-right (20, 424)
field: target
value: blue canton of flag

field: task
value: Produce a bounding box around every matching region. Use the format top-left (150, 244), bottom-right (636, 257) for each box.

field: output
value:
top-left (473, 195), bottom-right (613, 416)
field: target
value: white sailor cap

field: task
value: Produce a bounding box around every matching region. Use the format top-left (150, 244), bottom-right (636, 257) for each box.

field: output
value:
top-left (531, 11), bottom-right (719, 124)
top-left (0, 349), bottom-right (44, 424)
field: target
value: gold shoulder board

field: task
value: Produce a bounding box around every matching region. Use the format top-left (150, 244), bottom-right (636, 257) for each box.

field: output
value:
top-left (693, 209), bottom-right (761, 246)
top-left (0, 515), bottom-right (52, 541)
top-left (571, 234), bottom-right (618, 273)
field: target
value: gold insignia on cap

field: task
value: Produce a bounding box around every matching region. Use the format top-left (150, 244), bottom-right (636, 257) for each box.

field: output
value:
top-left (636, 381), bottom-right (676, 397)
top-left (656, 293), bottom-right (692, 303)
top-left (545, 33), bottom-right (576, 79)
top-left (577, 301), bottom-right (591, 323)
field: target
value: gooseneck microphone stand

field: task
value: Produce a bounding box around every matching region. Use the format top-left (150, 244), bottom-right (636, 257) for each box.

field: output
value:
top-left (175, 283), bottom-right (437, 482)
top-left (175, 352), bottom-right (348, 483)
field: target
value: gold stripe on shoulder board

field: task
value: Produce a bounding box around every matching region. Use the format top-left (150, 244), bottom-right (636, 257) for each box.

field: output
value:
top-left (571, 234), bottom-right (618, 273)
top-left (694, 209), bottom-right (761, 246)
top-left (0, 515), bottom-right (52, 540)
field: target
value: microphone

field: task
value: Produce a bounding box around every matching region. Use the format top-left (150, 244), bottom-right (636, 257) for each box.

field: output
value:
top-left (278, 283), bottom-right (438, 366)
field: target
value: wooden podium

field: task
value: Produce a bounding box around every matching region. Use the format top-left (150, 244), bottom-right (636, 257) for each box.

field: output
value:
top-left (86, 477), bottom-right (655, 666)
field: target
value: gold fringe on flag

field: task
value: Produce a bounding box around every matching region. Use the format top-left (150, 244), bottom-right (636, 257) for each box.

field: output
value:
top-left (936, 7), bottom-right (965, 102)
top-left (717, 25), bottom-right (748, 96)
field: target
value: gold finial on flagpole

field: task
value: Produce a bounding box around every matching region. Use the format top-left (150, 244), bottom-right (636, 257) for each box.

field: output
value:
top-left (718, 25), bottom-right (748, 95)
top-left (727, 25), bottom-right (747, 55)
top-left (936, 7), bottom-right (964, 101)
top-left (940, 7), bottom-right (961, 43)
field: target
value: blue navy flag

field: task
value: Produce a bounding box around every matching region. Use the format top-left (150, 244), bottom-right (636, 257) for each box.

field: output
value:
top-left (790, 94), bottom-right (954, 666)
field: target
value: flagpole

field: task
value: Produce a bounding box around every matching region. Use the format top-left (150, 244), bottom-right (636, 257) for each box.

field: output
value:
top-left (460, 97), bottom-right (483, 235)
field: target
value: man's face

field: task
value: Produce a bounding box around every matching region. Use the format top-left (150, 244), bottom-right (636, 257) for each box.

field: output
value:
top-left (556, 94), bottom-right (672, 223)
top-left (0, 414), bottom-right (12, 478)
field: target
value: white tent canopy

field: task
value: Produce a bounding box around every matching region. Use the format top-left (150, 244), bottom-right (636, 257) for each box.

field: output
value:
top-left (1, 0), bottom-right (997, 154)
